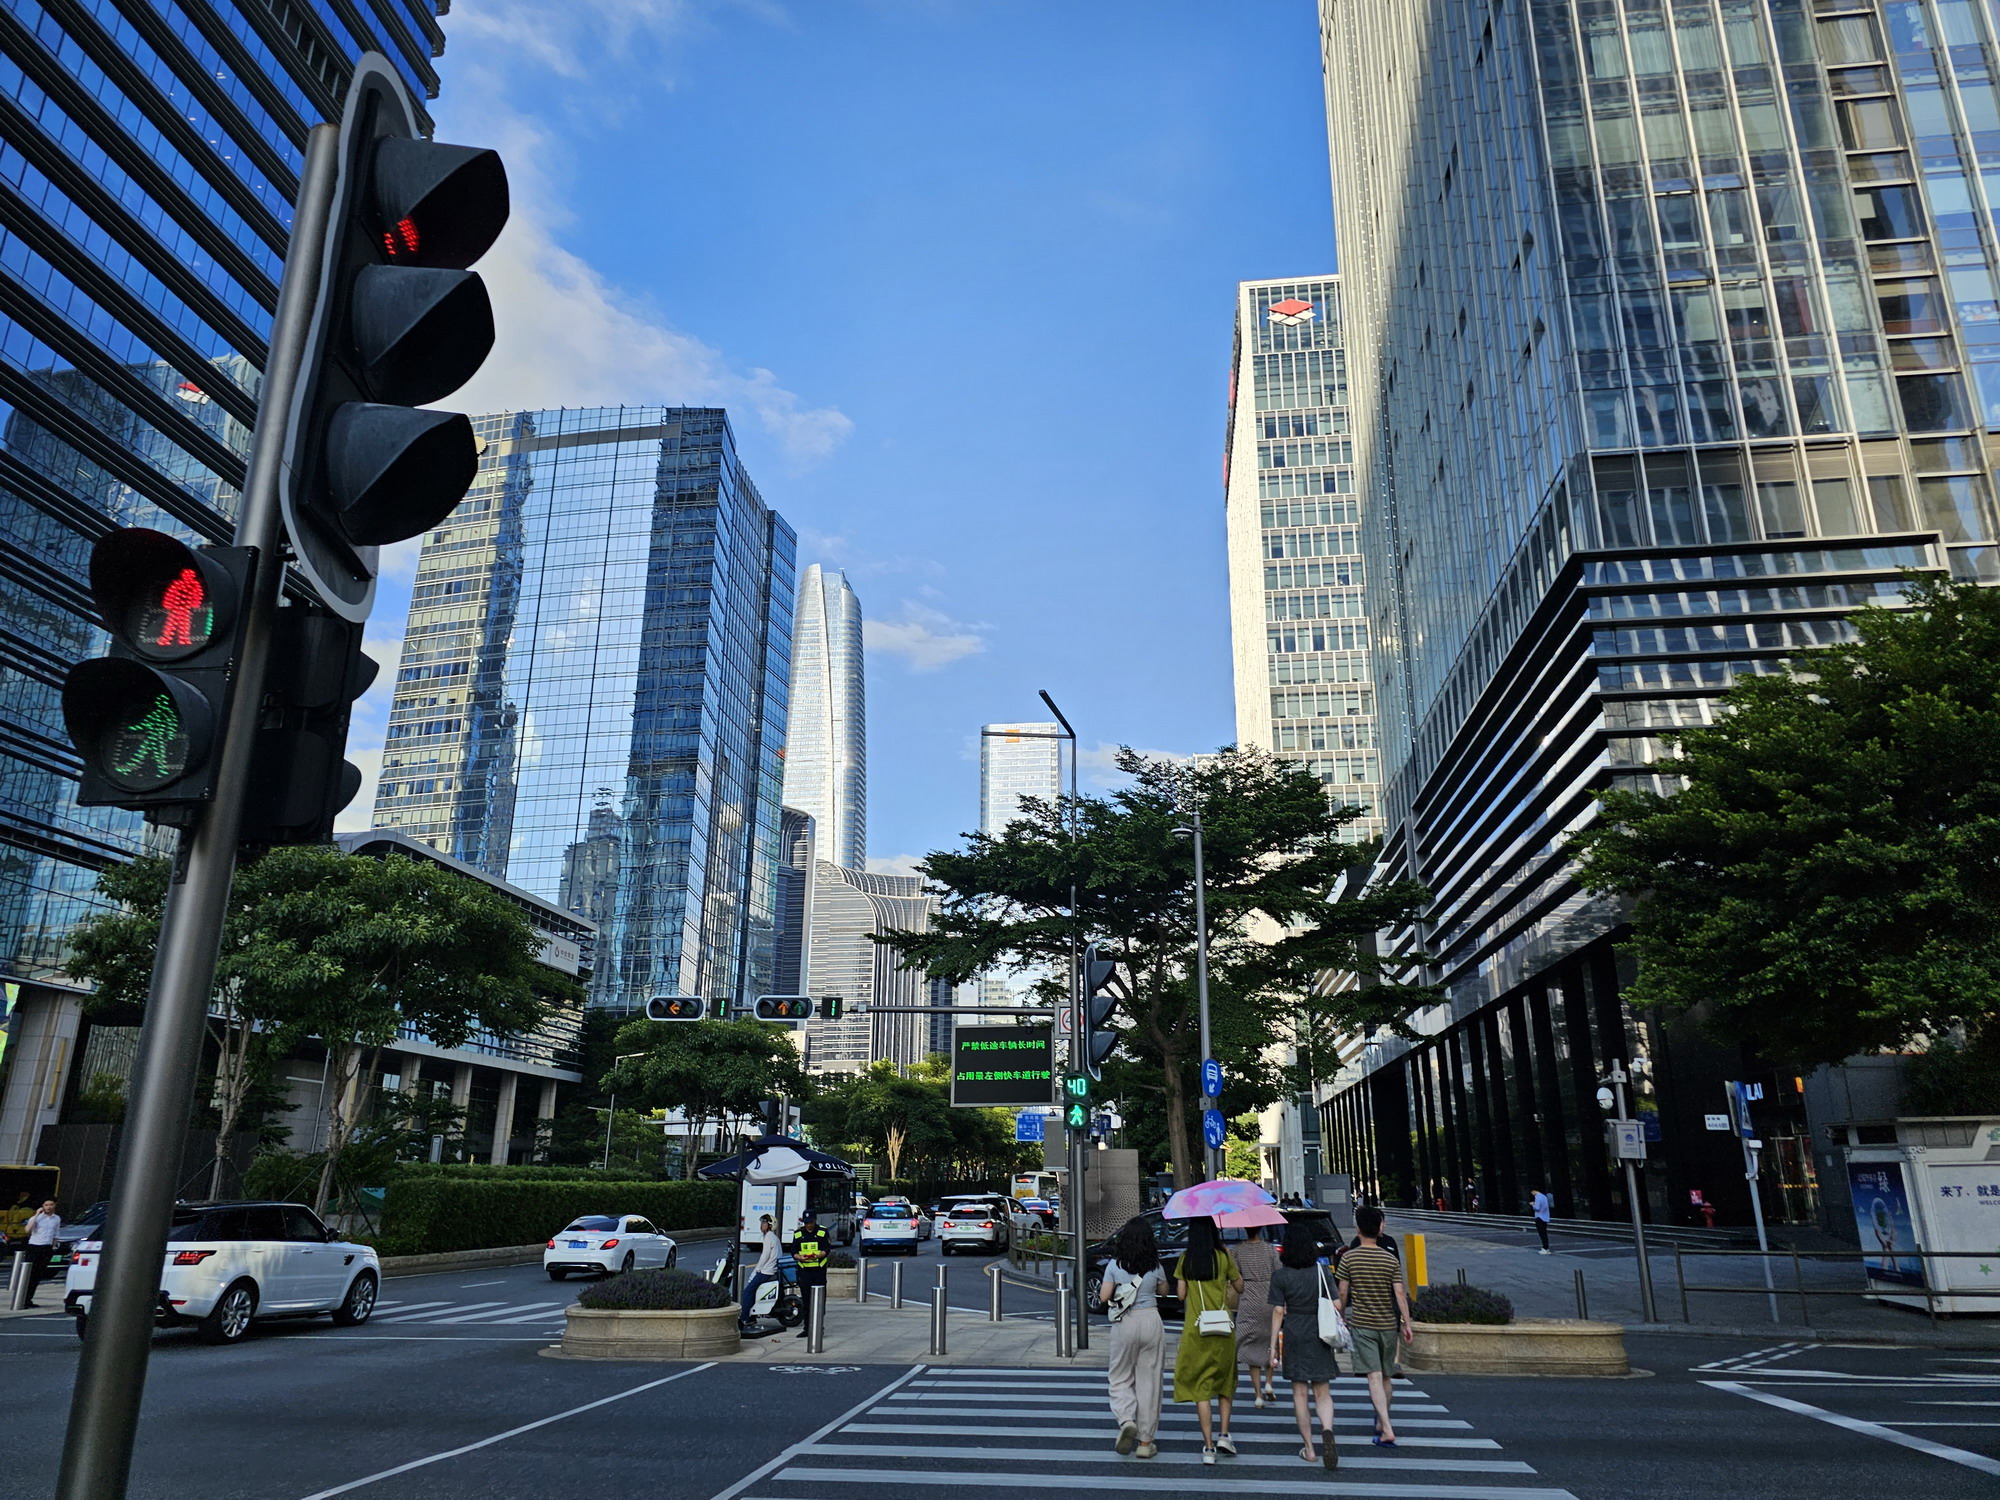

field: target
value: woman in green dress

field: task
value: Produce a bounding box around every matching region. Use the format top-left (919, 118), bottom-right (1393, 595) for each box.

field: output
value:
top-left (1171, 1215), bottom-right (1244, 1464)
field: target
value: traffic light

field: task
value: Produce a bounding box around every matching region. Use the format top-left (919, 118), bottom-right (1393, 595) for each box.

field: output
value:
top-left (61, 529), bottom-right (255, 822)
top-left (1063, 1070), bottom-right (1092, 1132)
top-left (754, 995), bottom-right (814, 1022)
top-left (1081, 942), bottom-right (1119, 1081)
top-left (238, 603), bottom-right (378, 844)
top-left (646, 996), bottom-right (709, 1021)
top-left (280, 53), bottom-right (509, 622)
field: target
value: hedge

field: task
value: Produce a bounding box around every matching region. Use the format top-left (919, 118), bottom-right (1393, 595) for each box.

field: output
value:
top-left (378, 1176), bottom-right (736, 1256)
top-left (390, 1163), bottom-right (663, 1183)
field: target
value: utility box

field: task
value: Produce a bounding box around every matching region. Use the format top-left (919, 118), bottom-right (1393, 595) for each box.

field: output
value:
top-left (1309, 1173), bottom-right (1355, 1231)
top-left (1843, 1116), bottom-right (2000, 1316)
top-left (1081, 1148), bottom-right (1142, 1239)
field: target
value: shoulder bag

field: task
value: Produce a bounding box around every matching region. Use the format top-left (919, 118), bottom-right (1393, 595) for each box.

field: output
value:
top-left (1105, 1273), bottom-right (1138, 1323)
top-left (1316, 1265), bottom-right (1353, 1351)
top-left (1193, 1273), bottom-right (1234, 1338)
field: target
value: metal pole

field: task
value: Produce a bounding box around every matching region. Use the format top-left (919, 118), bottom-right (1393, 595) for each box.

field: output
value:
top-left (602, 1093), bottom-right (615, 1171)
top-left (1038, 688), bottom-right (1088, 1355)
top-left (1054, 1270), bottom-right (1072, 1358)
top-left (890, 1258), bottom-right (903, 1311)
top-left (1734, 1084), bottom-right (1779, 1324)
top-left (856, 1256), bottom-right (869, 1303)
top-left (1613, 1068), bottom-right (1657, 1323)
top-left (1191, 807), bottom-right (1220, 1183)
top-left (1573, 1268), bottom-right (1589, 1320)
top-left (805, 1283), bottom-right (825, 1353)
top-left (989, 1263), bottom-right (1005, 1322)
top-left (7, 1251), bottom-right (29, 1311)
top-left (56, 123), bottom-right (341, 1500)
top-left (929, 1268), bottom-right (948, 1356)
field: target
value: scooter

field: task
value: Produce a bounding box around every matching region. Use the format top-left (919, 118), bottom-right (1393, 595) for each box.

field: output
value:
top-left (712, 1247), bottom-right (803, 1331)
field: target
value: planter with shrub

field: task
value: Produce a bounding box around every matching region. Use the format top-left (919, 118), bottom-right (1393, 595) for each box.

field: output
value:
top-left (825, 1250), bottom-right (859, 1302)
top-left (1404, 1282), bottom-right (1627, 1376)
top-left (561, 1268), bottom-right (740, 1360)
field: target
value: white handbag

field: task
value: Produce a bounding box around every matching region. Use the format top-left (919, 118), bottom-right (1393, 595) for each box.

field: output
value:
top-left (1193, 1275), bottom-right (1234, 1338)
top-left (1317, 1266), bottom-right (1353, 1351)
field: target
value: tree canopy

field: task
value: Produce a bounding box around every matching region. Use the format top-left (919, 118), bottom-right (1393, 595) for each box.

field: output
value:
top-left (883, 746), bottom-right (1433, 1185)
top-left (801, 1058), bottom-right (1030, 1182)
top-left (66, 848), bottom-right (572, 1209)
top-left (601, 1018), bottom-right (810, 1175)
top-left (1573, 575), bottom-right (2000, 1073)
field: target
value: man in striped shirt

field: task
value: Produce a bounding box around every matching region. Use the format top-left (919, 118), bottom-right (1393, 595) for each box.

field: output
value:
top-left (1335, 1205), bottom-right (1413, 1447)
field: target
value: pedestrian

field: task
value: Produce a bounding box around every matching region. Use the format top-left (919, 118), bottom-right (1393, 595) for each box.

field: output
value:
top-left (1464, 1176), bottom-right (1480, 1212)
top-left (1267, 1218), bottom-right (1343, 1467)
top-left (1097, 1215), bottom-right (1166, 1460)
top-left (1232, 1224), bottom-right (1279, 1407)
top-left (21, 1199), bottom-right (59, 1308)
top-left (1335, 1205), bottom-right (1414, 1448)
top-left (1171, 1215), bottom-right (1243, 1465)
top-left (738, 1213), bottom-right (780, 1330)
top-left (790, 1209), bottom-right (830, 1339)
top-left (1531, 1184), bottom-right (1552, 1253)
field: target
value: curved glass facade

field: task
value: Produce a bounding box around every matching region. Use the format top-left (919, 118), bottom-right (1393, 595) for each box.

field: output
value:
top-left (0, 0), bottom-right (444, 987)
top-left (372, 407), bottom-right (797, 1016)
top-left (782, 563), bottom-right (866, 869)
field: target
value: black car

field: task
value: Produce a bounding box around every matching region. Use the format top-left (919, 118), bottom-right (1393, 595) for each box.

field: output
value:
top-left (1083, 1207), bottom-right (1345, 1319)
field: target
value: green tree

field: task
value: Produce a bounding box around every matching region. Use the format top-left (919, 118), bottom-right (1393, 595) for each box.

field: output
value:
top-left (1573, 575), bottom-right (2000, 1071)
top-left (66, 849), bottom-right (571, 1212)
top-left (601, 1019), bottom-right (810, 1176)
top-left (884, 747), bottom-right (1433, 1187)
top-left (801, 1058), bottom-right (1030, 1183)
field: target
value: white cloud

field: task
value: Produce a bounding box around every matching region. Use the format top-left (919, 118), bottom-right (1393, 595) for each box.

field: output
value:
top-left (866, 853), bottom-right (927, 879)
top-left (1077, 741), bottom-right (1192, 790)
top-left (864, 603), bottom-right (987, 673)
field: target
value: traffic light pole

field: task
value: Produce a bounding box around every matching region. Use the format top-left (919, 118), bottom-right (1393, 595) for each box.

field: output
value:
top-left (1037, 689), bottom-right (1087, 1356)
top-left (56, 124), bottom-right (342, 1500)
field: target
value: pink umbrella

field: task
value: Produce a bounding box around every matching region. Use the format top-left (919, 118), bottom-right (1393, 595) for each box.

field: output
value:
top-left (1162, 1179), bottom-right (1275, 1220)
top-left (1217, 1203), bottom-right (1288, 1229)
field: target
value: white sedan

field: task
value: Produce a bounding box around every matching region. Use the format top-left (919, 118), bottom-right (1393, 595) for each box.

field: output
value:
top-left (858, 1204), bottom-right (924, 1255)
top-left (544, 1214), bottom-right (678, 1279)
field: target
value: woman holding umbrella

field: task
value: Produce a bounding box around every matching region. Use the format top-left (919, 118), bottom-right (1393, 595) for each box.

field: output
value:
top-left (1163, 1179), bottom-right (1271, 1464)
top-left (1225, 1207), bottom-right (1286, 1407)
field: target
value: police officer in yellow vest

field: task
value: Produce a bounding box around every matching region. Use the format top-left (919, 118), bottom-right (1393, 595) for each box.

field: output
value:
top-left (791, 1210), bottom-right (831, 1339)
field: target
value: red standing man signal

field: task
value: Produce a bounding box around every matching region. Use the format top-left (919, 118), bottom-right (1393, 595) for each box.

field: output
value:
top-left (156, 567), bottom-right (206, 648)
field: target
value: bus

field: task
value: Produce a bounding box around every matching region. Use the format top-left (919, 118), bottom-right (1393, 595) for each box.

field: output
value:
top-left (1011, 1171), bottom-right (1059, 1203)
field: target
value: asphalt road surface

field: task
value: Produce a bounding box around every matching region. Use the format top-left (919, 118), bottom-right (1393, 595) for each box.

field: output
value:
top-left (1, 1250), bottom-right (1993, 1499)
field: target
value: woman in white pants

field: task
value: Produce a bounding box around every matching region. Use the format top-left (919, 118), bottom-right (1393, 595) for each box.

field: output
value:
top-left (1098, 1216), bottom-right (1166, 1459)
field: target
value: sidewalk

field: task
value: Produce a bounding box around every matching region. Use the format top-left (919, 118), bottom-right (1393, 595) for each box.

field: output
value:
top-left (1405, 1221), bottom-right (2000, 1348)
top-left (709, 1298), bottom-right (1107, 1367)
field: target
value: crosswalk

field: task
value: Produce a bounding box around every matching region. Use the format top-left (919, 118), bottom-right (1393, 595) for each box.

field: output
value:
top-left (364, 1297), bottom-right (573, 1329)
top-left (730, 1364), bottom-right (1574, 1500)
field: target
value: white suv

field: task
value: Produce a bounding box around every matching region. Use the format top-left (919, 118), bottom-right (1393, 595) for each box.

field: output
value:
top-left (937, 1195), bottom-right (1022, 1255)
top-left (66, 1200), bottom-right (380, 1345)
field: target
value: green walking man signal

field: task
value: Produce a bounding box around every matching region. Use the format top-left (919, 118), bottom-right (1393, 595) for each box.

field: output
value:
top-left (1063, 1071), bottom-right (1091, 1131)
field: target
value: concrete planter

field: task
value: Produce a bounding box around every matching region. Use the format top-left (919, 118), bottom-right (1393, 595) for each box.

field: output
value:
top-left (827, 1267), bottom-right (859, 1302)
top-left (561, 1303), bottom-right (741, 1360)
top-left (1403, 1317), bottom-right (1629, 1376)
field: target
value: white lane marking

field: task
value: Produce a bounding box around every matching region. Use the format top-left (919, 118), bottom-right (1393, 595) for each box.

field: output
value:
top-left (840, 1423), bottom-right (1499, 1449)
top-left (459, 1280), bottom-right (509, 1288)
top-left (294, 1362), bottom-right (715, 1499)
top-left (1704, 1381), bottom-right (2000, 1478)
top-left (1896, 1422), bottom-right (2000, 1427)
top-left (799, 1442), bottom-right (1531, 1475)
top-left (427, 1301), bottom-right (567, 1325)
top-left (1693, 1341), bottom-right (1814, 1372)
top-left (1912, 1401), bottom-right (2000, 1407)
top-left (373, 1300), bottom-right (513, 1323)
top-left (491, 1305), bottom-right (578, 1324)
top-left (774, 1470), bottom-right (1578, 1499)
top-left (705, 1365), bottom-right (928, 1500)
top-left (366, 1301), bottom-right (452, 1315)
top-left (872, 1404), bottom-right (1456, 1421)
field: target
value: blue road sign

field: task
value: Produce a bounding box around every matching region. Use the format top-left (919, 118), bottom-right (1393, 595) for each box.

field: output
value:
top-left (1015, 1111), bottom-right (1045, 1143)
top-left (1202, 1108), bottom-right (1227, 1150)
top-left (1201, 1057), bottom-right (1224, 1099)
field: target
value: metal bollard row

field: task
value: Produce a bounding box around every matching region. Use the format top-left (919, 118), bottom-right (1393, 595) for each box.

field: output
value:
top-left (1053, 1270), bottom-right (1073, 1359)
top-left (988, 1263), bottom-right (1004, 1322)
top-left (929, 1266), bottom-right (948, 1356)
top-left (890, 1258), bottom-right (904, 1310)
top-left (805, 1283), bottom-right (827, 1353)
top-left (857, 1256), bottom-right (870, 1304)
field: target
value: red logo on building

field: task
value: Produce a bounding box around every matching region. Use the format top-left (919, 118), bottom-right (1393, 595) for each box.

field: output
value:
top-left (1267, 298), bottom-right (1317, 326)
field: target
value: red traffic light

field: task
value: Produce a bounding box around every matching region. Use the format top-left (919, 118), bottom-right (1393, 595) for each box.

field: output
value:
top-left (88, 530), bottom-right (239, 663)
top-left (368, 138), bottom-right (509, 271)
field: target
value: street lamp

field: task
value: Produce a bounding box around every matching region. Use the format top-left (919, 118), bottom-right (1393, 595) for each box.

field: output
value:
top-left (1173, 803), bottom-right (1220, 1184)
top-left (602, 1051), bottom-right (648, 1170)
top-left (1598, 1061), bottom-right (1658, 1323)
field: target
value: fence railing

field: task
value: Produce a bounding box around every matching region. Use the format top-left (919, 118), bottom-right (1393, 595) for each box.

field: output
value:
top-left (1673, 1247), bottom-right (2000, 1327)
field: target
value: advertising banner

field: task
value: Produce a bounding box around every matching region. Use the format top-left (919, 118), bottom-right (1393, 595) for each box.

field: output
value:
top-left (1849, 1160), bottom-right (1925, 1287)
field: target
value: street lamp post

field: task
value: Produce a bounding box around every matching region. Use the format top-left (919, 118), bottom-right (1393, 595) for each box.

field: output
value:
top-left (602, 1051), bottom-right (648, 1170)
top-left (1035, 689), bottom-right (1087, 1354)
top-left (1177, 805), bottom-right (1220, 1184)
top-left (1598, 1062), bottom-right (1658, 1323)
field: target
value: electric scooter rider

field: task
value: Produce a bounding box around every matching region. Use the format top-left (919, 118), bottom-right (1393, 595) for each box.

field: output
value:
top-left (739, 1214), bottom-right (780, 1331)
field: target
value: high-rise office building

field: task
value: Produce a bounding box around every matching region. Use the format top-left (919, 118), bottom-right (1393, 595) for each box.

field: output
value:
top-left (772, 807), bottom-right (815, 995)
top-left (782, 565), bottom-right (866, 869)
top-left (803, 862), bottom-right (947, 1075)
top-left (1224, 276), bottom-right (1383, 844)
top-left (1317, 0), bottom-right (1972, 1229)
top-left (980, 722), bottom-right (1063, 834)
top-left (371, 406), bottom-right (796, 1014)
top-left (0, 5), bottom-right (449, 1139)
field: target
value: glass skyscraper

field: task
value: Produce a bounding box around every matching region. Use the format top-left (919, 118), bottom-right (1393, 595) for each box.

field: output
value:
top-left (979, 722), bottom-right (1062, 834)
top-left (782, 564), bottom-right (866, 869)
top-left (1315, 0), bottom-right (1981, 1230)
top-left (371, 407), bottom-right (796, 1015)
top-left (1224, 276), bottom-right (1383, 845)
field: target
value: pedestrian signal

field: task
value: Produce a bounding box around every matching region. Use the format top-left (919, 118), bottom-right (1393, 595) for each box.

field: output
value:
top-left (819, 995), bottom-right (844, 1020)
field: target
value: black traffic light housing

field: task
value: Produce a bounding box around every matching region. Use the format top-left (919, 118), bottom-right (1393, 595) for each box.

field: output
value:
top-left (646, 996), bottom-right (709, 1021)
top-left (818, 995), bottom-right (844, 1021)
top-left (62, 529), bottom-right (255, 821)
top-left (281, 54), bottom-right (509, 621)
top-left (239, 603), bottom-right (378, 845)
top-left (754, 995), bottom-right (814, 1022)
top-left (1081, 942), bottom-right (1119, 1081)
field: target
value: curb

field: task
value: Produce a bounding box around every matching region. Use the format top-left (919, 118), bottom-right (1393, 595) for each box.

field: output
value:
top-left (381, 1225), bottom-right (733, 1277)
top-left (1622, 1320), bottom-right (2000, 1349)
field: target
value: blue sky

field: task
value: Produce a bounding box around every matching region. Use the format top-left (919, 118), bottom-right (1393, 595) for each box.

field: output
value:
top-left (340, 0), bottom-right (1336, 869)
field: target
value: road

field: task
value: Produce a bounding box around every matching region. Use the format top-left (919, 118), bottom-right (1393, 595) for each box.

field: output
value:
top-left (0, 1242), bottom-right (1993, 1498)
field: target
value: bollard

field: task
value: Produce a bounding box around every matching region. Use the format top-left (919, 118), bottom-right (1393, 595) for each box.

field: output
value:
top-left (1456, 1267), bottom-right (1467, 1287)
top-left (6, 1252), bottom-right (28, 1312)
top-left (1054, 1270), bottom-right (1073, 1359)
top-left (890, 1258), bottom-right (903, 1310)
top-left (929, 1267), bottom-right (948, 1356)
top-left (1573, 1268), bottom-right (1589, 1321)
top-left (989, 1263), bottom-right (1005, 1323)
top-left (856, 1256), bottom-right (870, 1304)
top-left (805, 1283), bottom-right (826, 1353)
